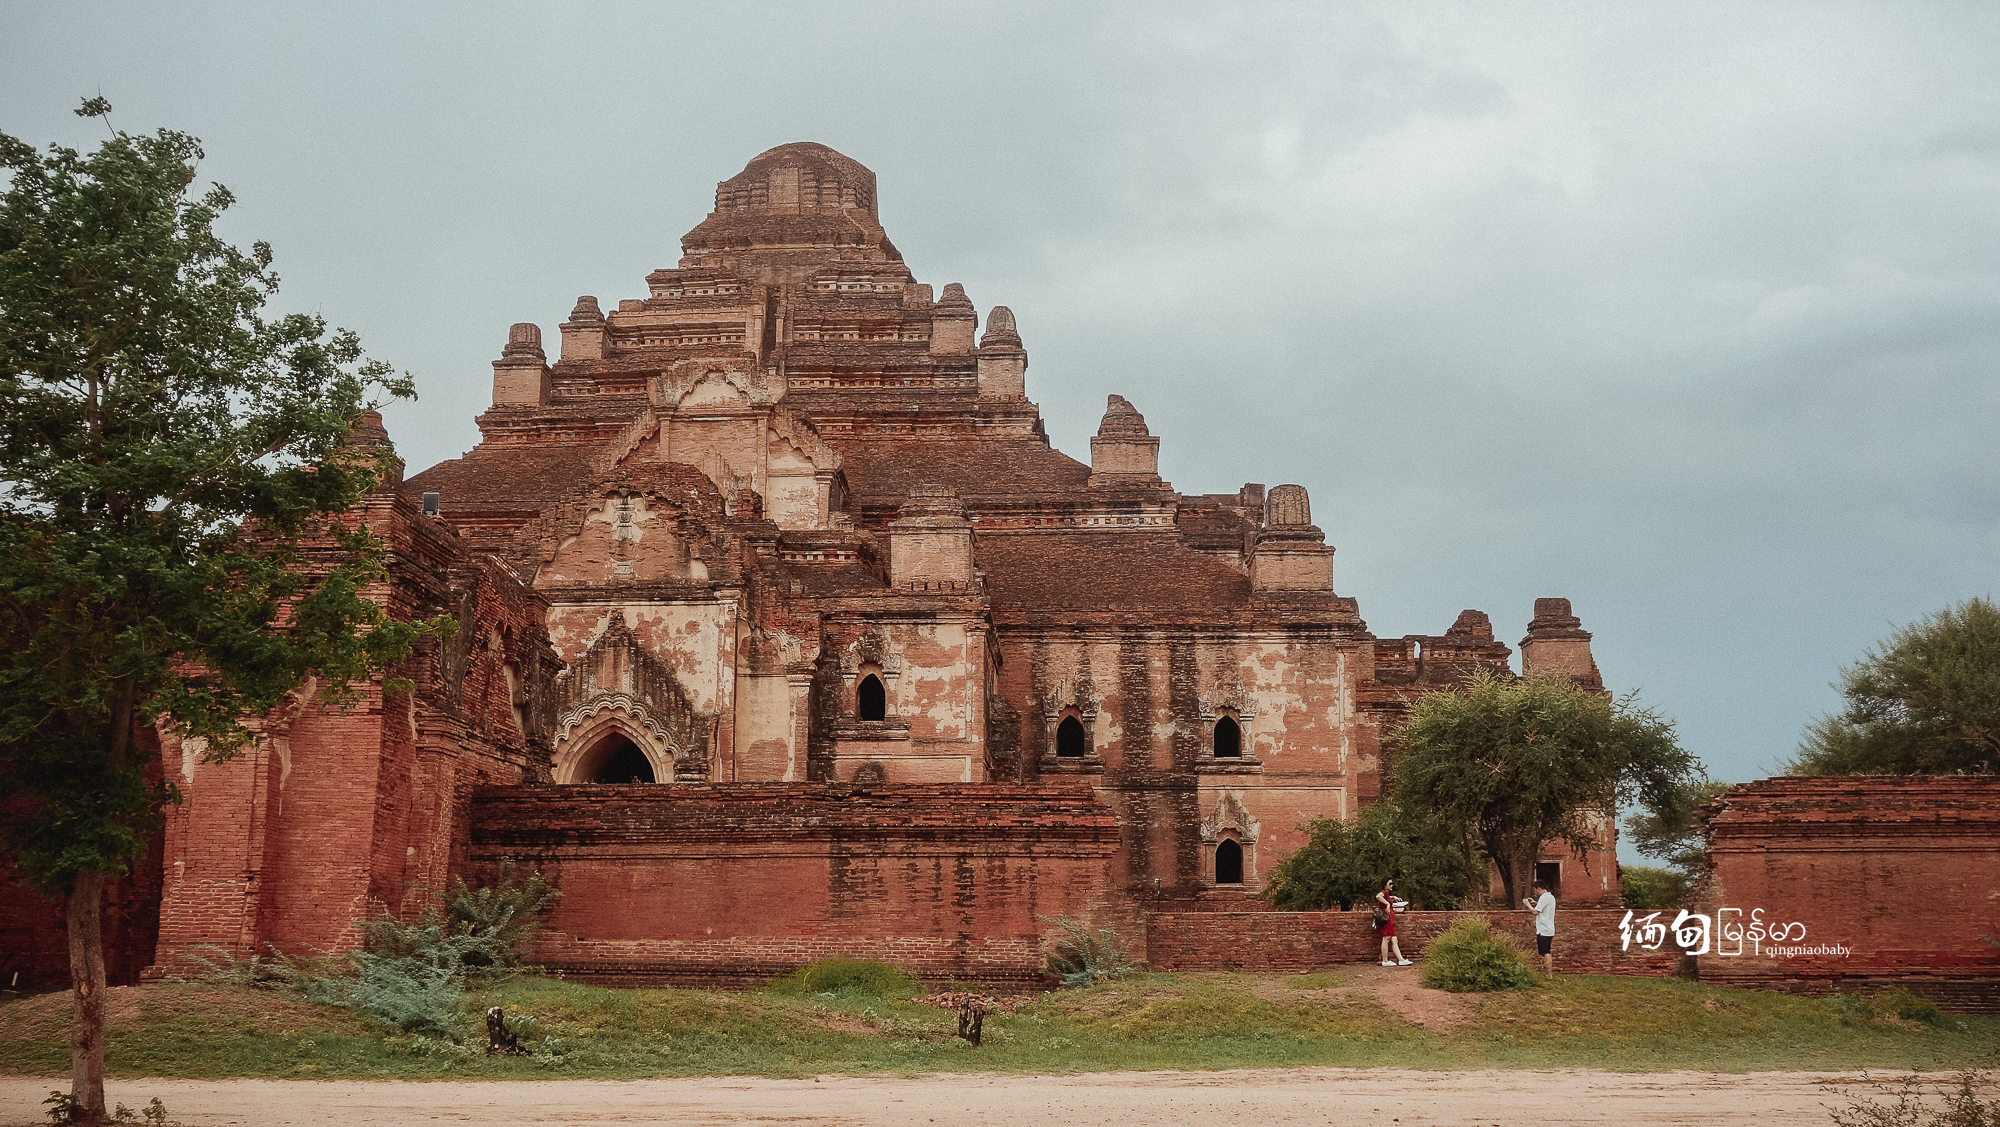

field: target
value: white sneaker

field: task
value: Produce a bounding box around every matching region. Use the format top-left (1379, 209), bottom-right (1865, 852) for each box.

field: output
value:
top-left (1380, 960), bottom-right (1396, 967)
top-left (1396, 959), bottom-right (1413, 966)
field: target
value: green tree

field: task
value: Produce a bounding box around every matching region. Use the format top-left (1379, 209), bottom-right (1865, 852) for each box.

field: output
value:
top-left (0, 101), bottom-right (427, 1124)
top-left (1395, 669), bottom-right (1701, 906)
top-left (1617, 863), bottom-right (1690, 910)
top-left (1265, 799), bottom-right (1478, 912)
top-left (1788, 597), bottom-right (2000, 776)
top-left (1620, 775), bottom-right (1728, 876)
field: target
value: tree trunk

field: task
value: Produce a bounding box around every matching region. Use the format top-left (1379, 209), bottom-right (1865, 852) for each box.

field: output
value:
top-left (66, 867), bottom-right (107, 1126)
top-left (1487, 833), bottom-right (1534, 908)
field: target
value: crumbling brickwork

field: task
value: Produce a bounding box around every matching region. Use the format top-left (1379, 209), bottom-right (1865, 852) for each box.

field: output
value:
top-left (470, 783), bottom-right (1119, 988)
top-left (1695, 776), bottom-right (2000, 1012)
top-left (14, 145), bottom-right (1637, 990)
top-left (142, 418), bottom-right (561, 978)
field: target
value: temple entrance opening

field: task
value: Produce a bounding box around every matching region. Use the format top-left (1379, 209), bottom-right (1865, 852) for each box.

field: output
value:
top-left (586, 734), bottom-right (656, 783)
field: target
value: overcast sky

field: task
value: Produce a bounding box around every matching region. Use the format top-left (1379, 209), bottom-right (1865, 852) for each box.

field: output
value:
top-left (6, 2), bottom-right (1997, 795)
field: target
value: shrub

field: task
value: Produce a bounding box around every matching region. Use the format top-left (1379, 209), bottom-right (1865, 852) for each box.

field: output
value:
top-left (361, 860), bottom-right (560, 980)
top-left (1418, 917), bottom-right (1538, 993)
top-left (443, 860), bottom-right (561, 972)
top-left (292, 951), bottom-right (464, 1038)
top-left (241, 864), bottom-right (561, 1039)
top-left (1829, 1068), bottom-right (1999, 1126)
top-left (1038, 914), bottom-right (1139, 988)
top-left (764, 959), bottom-right (919, 999)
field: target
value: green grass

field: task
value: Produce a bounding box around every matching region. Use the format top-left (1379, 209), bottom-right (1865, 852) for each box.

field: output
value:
top-left (2, 972), bottom-right (1995, 1080)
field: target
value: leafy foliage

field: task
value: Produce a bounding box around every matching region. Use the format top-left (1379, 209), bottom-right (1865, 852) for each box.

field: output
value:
top-left (1417, 916), bottom-right (1539, 993)
top-left (182, 866), bottom-right (557, 1039)
top-left (288, 951), bottom-right (465, 1038)
top-left (0, 105), bottom-right (426, 889)
top-left (1395, 669), bottom-right (1701, 905)
top-left (1266, 800), bottom-right (1479, 911)
top-left (1791, 597), bottom-right (2000, 776)
top-left (1037, 914), bottom-right (1139, 988)
top-left (374, 860), bottom-right (561, 977)
top-left (1621, 777), bottom-right (1728, 876)
top-left (1618, 864), bottom-right (1691, 910)
top-left (0, 98), bottom-right (428, 1123)
top-left (1619, 864), bottom-right (1692, 911)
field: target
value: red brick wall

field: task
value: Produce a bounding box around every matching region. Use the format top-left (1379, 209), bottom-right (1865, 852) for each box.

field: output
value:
top-left (470, 783), bottom-right (1121, 988)
top-left (1147, 909), bottom-right (1683, 977)
top-left (1696, 777), bottom-right (2000, 1013)
top-left (146, 484), bottom-right (557, 979)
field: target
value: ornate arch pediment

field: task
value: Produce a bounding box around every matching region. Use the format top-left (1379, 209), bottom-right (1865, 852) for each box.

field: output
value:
top-left (838, 628), bottom-right (905, 678)
top-left (1198, 673), bottom-right (1256, 721)
top-left (656, 358), bottom-right (767, 408)
top-left (1033, 656), bottom-right (1101, 722)
top-left (1199, 790), bottom-right (1261, 843)
top-left (551, 610), bottom-right (709, 783)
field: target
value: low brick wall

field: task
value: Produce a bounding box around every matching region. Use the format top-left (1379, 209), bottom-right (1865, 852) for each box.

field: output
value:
top-left (1147, 909), bottom-right (1683, 977)
top-left (473, 783), bottom-right (1121, 990)
top-left (1697, 777), bottom-right (2000, 1014)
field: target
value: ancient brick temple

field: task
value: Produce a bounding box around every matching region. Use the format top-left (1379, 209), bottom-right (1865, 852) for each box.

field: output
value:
top-left (60, 143), bottom-right (1616, 989)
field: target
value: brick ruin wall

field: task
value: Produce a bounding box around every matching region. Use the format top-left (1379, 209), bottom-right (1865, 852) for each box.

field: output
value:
top-left (469, 783), bottom-right (1121, 988)
top-left (140, 483), bottom-right (557, 980)
top-left (1149, 909), bottom-right (1683, 978)
top-left (1693, 776), bottom-right (2000, 1013)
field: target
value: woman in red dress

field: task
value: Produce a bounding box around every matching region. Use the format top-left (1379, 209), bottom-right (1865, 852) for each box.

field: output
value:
top-left (1376, 879), bottom-right (1411, 966)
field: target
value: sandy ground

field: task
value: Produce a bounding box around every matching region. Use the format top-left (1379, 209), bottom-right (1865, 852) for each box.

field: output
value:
top-left (0, 1069), bottom-right (1899, 1127)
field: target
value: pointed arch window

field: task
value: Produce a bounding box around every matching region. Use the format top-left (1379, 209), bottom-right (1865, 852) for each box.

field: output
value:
top-left (1213, 716), bottom-right (1242, 758)
top-left (857, 674), bottom-right (887, 721)
top-left (1056, 715), bottom-right (1087, 758)
top-left (1215, 839), bottom-right (1244, 885)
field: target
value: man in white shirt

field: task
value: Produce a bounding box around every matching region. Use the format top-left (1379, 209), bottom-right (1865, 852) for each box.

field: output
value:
top-left (1523, 881), bottom-right (1557, 975)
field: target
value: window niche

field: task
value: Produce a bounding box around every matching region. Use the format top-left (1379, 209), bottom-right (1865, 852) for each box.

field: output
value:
top-left (857, 673), bottom-right (887, 721)
top-left (1056, 715), bottom-right (1088, 758)
top-left (1036, 674), bottom-right (1103, 774)
top-left (1200, 792), bottom-right (1260, 890)
top-left (1212, 716), bottom-right (1242, 758)
top-left (835, 632), bottom-right (905, 728)
top-left (1197, 680), bottom-right (1261, 772)
top-left (1213, 839), bottom-right (1244, 885)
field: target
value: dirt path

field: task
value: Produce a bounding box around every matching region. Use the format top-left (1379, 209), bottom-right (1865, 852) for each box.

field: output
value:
top-left (1336, 960), bottom-right (1479, 1032)
top-left (0, 1069), bottom-right (1890, 1127)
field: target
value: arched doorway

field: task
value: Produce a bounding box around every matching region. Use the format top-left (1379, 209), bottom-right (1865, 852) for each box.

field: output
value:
top-left (563, 729), bottom-right (661, 784)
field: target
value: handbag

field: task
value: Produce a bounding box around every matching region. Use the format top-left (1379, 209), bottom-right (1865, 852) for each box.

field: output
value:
top-left (1370, 903), bottom-right (1388, 929)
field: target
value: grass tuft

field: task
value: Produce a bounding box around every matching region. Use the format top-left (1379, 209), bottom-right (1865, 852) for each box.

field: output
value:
top-left (760, 959), bottom-right (918, 1000)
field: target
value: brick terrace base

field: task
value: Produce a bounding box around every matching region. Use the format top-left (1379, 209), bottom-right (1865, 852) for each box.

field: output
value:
top-left (1148, 909), bottom-right (2000, 1012)
top-left (1150, 909), bottom-right (1684, 977)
